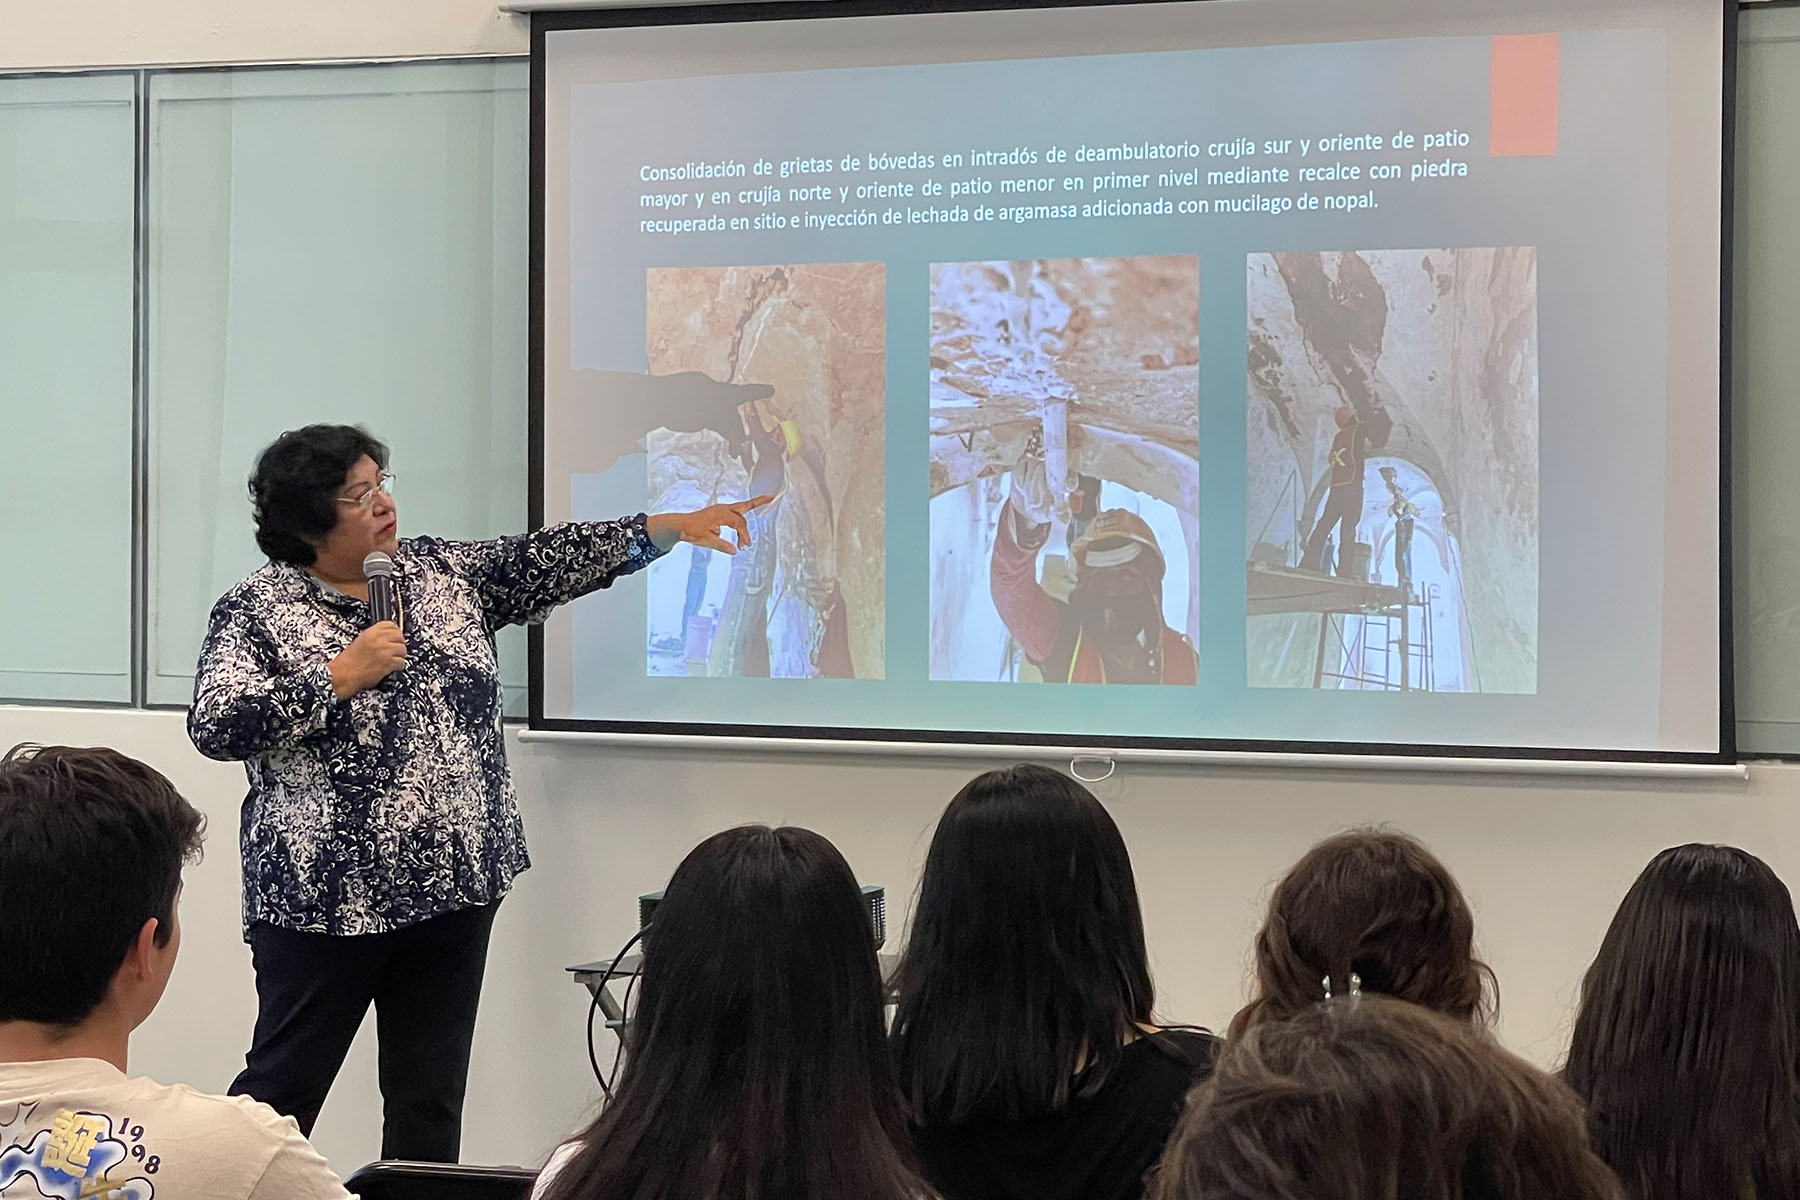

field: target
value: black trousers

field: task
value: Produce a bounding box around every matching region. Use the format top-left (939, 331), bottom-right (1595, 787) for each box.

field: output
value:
top-left (1303, 481), bottom-right (1365, 576)
top-left (229, 900), bottom-right (500, 1162)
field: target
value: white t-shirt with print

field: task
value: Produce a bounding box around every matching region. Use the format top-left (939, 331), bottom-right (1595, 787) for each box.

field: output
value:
top-left (0, 1058), bottom-right (352, 1200)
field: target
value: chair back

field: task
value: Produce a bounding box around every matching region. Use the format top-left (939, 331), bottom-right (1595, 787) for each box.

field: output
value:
top-left (344, 1160), bottom-right (538, 1200)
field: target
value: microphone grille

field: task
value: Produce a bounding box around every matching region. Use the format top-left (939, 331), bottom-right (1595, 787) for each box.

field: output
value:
top-left (362, 551), bottom-right (396, 579)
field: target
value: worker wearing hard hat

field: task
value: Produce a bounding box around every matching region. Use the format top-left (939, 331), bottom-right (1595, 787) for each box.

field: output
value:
top-left (990, 450), bottom-right (1197, 685)
top-left (1301, 401), bottom-right (1393, 576)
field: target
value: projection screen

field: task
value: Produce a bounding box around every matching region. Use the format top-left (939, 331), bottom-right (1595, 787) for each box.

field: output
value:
top-left (530, 0), bottom-right (1731, 762)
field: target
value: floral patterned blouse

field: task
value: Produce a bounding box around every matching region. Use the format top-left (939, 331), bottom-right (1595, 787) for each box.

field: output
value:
top-left (187, 518), bottom-right (664, 937)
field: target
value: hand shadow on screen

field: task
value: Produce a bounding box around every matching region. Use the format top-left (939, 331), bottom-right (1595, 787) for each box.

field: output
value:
top-left (573, 370), bottom-right (775, 474)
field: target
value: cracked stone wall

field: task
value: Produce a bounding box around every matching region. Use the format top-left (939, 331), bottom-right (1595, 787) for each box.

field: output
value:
top-left (929, 256), bottom-right (1200, 514)
top-left (1247, 248), bottom-right (1539, 693)
top-left (645, 263), bottom-right (885, 678)
top-left (927, 256), bottom-right (1201, 677)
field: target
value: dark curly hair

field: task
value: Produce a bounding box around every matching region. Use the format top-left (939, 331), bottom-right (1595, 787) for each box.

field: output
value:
top-left (248, 425), bottom-right (388, 565)
top-left (1231, 828), bottom-right (1496, 1038)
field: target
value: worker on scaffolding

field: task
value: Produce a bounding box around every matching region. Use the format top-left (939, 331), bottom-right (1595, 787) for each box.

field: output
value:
top-left (1379, 465), bottom-right (1420, 590)
top-left (1302, 402), bottom-right (1393, 576)
top-left (989, 442), bottom-right (1197, 685)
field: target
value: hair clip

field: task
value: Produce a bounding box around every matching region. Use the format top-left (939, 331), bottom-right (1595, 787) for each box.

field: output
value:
top-left (1322, 972), bottom-right (1364, 1002)
top-left (1321, 974), bottom-right (1332, 1000)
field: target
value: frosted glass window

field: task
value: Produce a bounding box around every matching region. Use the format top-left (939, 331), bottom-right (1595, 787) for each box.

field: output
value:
top-left (0, 74), bottom-right (135, 704)
top-left (1734, 6), bottom-right (1800, 756)
top-left (146, 60), bottom-right (528, 710)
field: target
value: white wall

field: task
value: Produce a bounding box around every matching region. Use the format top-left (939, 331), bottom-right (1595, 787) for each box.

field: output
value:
top-left (2, 703), bottom-right (1792, 1177)
top-left (0, 0), bottom-right (527, 71)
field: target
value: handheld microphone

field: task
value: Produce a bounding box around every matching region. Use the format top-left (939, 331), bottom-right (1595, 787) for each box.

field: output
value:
top-left (362, 551), bottom-right (400, 628)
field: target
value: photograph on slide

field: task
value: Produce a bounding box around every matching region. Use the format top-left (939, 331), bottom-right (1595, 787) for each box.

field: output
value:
top-left (641, 262), bottom-right (885, 679)
top-left (1245, 247), bottom-right (1540, 694)
top-left (928, 255), bottom-right (1200, 686)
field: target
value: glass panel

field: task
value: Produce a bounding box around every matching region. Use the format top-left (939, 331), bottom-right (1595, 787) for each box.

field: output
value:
top-left (146, 60), bottom-right (528, 711)
top-left (1733, 6), bottom-right (1800, 755)
top-left (0, 73), bottom-right (135, 703)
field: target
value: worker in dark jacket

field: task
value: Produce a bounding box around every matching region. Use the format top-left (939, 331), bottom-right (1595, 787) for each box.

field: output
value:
top-left (1302, 403), bottom-right (1392, 576)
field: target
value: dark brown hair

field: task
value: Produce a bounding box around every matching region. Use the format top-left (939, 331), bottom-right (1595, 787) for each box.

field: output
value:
top-left (1153, 995), bottom-right (1623, 1200)
top-left (1231, 828), bottom-right (1494, 1038)
top-left (0, 744), bottom-right (205, 1025)
top-left (1563, 843), bottom-right (1800, 1200)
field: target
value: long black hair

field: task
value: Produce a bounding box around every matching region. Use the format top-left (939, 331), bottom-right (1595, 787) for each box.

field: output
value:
top-left (539, 825), bottom-right (926, 1200)
top-left (891, 764), bottom-right (1157, 1125)
top-left (1562, 843), bottom-right (1800, 1200)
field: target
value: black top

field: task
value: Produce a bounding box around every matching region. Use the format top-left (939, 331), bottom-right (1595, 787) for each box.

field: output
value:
top-left (911, 1029), bottom-right (1219, 1200)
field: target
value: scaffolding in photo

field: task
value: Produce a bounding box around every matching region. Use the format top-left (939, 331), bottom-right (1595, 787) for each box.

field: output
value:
top-left (1247, 562), bottom-right (1437, 691)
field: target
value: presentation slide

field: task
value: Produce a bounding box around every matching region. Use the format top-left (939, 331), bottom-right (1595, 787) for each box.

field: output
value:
top-left (534, 0), bottom-right (1725, 756)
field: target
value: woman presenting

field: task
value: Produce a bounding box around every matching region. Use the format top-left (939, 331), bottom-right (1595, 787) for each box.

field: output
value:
top-left (187, 422), bottom-right (765, 1161)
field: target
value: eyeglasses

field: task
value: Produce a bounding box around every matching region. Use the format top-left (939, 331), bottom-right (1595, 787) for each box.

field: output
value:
top-left (337, 472), bottom-right (396, 510)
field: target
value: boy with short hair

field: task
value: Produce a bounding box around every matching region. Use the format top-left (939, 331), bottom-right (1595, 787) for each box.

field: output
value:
top-left (0, 743), bottom-right (353, 1199)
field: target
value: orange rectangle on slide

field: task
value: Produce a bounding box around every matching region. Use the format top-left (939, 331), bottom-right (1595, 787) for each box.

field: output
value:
top-left (1489, 34), bottom-right (1559, 157)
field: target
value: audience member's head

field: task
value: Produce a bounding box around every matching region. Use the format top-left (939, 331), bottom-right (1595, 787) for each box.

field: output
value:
top-left (1232, 828), bottom-right (1493, 1038)
top-left (1154, 994), bottom-right (1623, 1200)
top-left (1563, 843), bottom-right (1800, 1200)
top-left (892, 763), bottom-right (1156, 1125)
top-left (0, 744), bottom-right (205, 1042)
top-left (539, 825), bottom-right (925, 1200)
